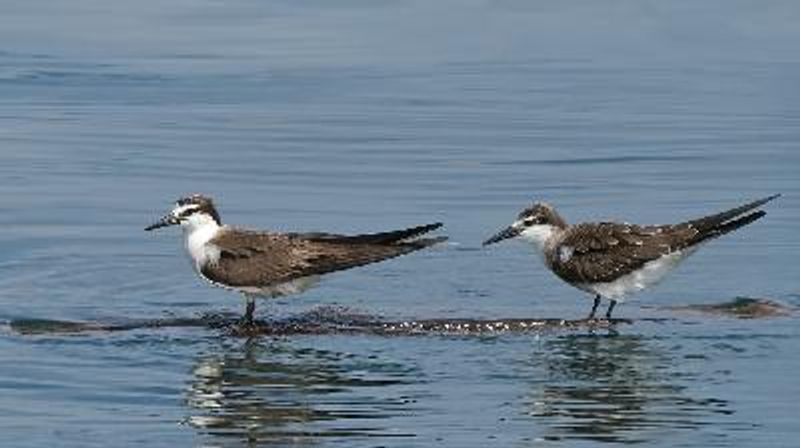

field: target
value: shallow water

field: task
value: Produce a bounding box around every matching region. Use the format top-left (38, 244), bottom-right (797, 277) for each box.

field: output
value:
top-left (1, 1), bottom-right (799, 446)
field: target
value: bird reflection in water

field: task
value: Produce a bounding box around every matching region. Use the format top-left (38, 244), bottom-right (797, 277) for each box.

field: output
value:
top-left (185, 339), bottom-right (421, 446)
top-left (527, 332), bottom-right (733, 444)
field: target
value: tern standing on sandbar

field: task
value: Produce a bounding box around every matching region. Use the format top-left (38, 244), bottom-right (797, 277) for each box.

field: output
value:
top-left (146, 194), bottom-right (446, 325)
top-left (483, 195), bottom-right (780, 319)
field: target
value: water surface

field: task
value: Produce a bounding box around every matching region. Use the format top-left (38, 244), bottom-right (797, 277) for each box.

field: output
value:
top-left (1, 1), bottom-right (799, 446)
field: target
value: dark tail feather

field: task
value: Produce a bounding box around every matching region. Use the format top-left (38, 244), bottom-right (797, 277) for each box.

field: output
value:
top-left (380, 236), bottom-right (447, 266)
top-left (692, 211), bottom-right (766, 245)
top-left (349, 233), bottom-right (447, 272)
top-left (337, 222), bottom-right (444, 245)
top-left (302, 223), bottom-right (444, 245)
top-left (688, 194), bottom-right (780, 233)
top-left (402, 235), bottom-right (448, 249)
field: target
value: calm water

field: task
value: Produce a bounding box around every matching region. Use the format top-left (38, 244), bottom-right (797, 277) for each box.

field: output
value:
top-left (1, 1), bottom-right (799, 446)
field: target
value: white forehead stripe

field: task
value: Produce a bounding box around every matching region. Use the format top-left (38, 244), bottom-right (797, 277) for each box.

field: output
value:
top-left (172, 203), bottom-right (200, 216)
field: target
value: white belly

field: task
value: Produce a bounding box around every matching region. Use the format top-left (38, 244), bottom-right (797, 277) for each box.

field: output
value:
top-left (251, 276), bottom-right (321, 298)
top-left (578, 248), bottom-right (696, 301)
top-left (201, 275), bottom-right (322, 299)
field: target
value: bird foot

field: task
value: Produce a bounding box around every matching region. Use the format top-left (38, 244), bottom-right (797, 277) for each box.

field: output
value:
top-left (584, 316), bottom-right (620, 326)
top-left (226, 317), bottom-right (264, 337)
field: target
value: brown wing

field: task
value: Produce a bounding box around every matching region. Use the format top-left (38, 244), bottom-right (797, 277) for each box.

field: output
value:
top-left (548, 222), bottom-right (698, 284)
top-left (201, 227), bottom-right (443, 288)
top-left (546, 196), bottom-right (779, 285)
top-left (289, 223), bottom-right (443, 245)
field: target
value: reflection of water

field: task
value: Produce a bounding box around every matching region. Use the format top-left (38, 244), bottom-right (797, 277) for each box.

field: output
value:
top-left (527, 332), bottom-right (733, 444)
top-left (185, 339), bottom-right (421, 446)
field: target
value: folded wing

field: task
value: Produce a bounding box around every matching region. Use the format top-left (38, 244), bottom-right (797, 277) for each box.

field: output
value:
top-left (202, 224), bottom-right (445, 288)
top-left (549, 222), bottom-right (696, 284)
top-left (549, 195), bottom-right (778, 284)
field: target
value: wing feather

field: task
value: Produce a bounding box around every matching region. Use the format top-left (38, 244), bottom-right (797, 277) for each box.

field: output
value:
top-left (549, 222), bottom-right (697, 284)
top-left (201, 227), bottom-right (443, 288)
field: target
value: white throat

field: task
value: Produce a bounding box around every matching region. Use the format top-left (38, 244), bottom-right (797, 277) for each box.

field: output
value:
top-left (180, 213), bottom-right (222, 269)
top-left (519, 224), bottom-right (560, 253)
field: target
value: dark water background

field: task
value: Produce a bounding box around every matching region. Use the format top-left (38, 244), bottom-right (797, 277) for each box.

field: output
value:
top-left (1, 1), bottom-right (799, 446)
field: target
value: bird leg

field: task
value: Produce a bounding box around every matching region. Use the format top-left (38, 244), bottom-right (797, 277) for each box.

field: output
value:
top-left (242, 295), bottom-right (256, 326)
top-left (588, 295), bottom-right (601, 319)
top-left (605, 300), bottom-right (617, 319)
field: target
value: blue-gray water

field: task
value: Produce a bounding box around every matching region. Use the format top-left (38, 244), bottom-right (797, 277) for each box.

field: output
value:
top-left (1, 1), bottom-right (799, 446)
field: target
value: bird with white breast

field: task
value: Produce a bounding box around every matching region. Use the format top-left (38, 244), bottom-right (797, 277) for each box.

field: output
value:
top-left (146, 194), bottom-right (446, 326)
top-left (483, 195), bottom-right (780, 319)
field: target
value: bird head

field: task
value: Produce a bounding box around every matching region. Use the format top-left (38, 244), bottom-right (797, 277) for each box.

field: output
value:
top-left (145, 194), bottom-right (222, 232)
top-left (483, 202), bottom-right (566, 247)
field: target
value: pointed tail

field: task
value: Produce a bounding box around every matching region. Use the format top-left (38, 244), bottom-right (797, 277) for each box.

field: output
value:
top-left (349, 222), bottom-right (444, 245)
top-left (687, 194), bottom-right (779, 244)
top-left (300, 223), bottom-right (446, 246)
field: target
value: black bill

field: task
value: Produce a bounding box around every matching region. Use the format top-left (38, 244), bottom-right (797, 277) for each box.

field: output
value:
top-left (482, 225), bottom-right (521, 246)
top-left (144, 214), bottom-right (179, 231)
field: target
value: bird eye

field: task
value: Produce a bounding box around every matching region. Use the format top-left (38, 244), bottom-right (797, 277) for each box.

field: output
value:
top-left (523, 217), bottom-right (535, 226)
top-left (175, 206), bottom-right (199, 219)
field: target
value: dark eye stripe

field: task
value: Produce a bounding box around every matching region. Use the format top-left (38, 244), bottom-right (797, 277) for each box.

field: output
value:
top-left (178, 207), bottom-right (199, 218)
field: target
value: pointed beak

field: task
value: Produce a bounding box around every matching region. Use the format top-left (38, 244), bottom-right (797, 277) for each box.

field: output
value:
top-left (483, 224), bottom-right (522, 246)
top-left (144, 214), bottom-right (179, 231)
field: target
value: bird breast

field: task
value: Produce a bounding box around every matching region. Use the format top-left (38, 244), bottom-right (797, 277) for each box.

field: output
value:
top-left (184, 225), bottom-right (221, 270)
